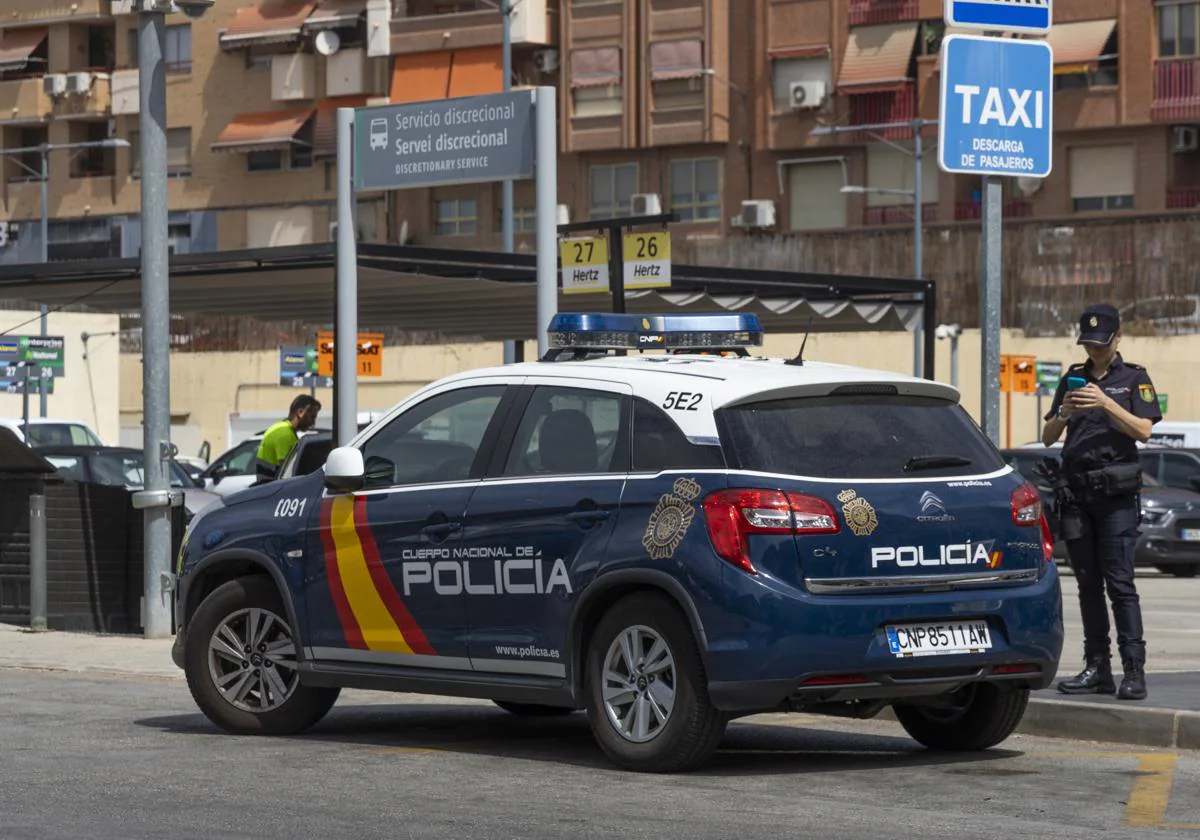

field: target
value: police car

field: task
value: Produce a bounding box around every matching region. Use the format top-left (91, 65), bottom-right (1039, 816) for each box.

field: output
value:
top-left (172, 313), bottom-right (1063, 773)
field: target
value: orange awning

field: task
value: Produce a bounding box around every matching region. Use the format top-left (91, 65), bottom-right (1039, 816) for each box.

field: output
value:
top-left (570, 47), bottom-right (621, 88)
top-left (220, 1), bottom-right (316, 49)
top-left (389, 47), bottom-right (502, 103)
top-left (0, 27), bottom-right (47, 71)
top-left (314, 95), bottom-right (369, 157)
top-left (1040, 19), bottom-right (1116, 69)
top-left (211, 108), bottom-right (314, 153)
top-left (448, 46), bottom-right (502, 97)
top-left (304, 0), bottom-right (365, 31)
top-left (837, 22), bottom-right (917, 91)
top-left (650, 39), bottom-right (704, 81)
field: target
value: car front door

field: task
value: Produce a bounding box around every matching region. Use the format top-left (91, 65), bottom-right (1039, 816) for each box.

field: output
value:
top-left (458, 380), bottom-right (631, 678)
top-left (304, 383), bottom-right (520, 673)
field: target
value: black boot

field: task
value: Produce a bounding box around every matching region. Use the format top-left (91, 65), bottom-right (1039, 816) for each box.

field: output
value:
top-left (1057, 656), bottom-right (1116, 695)
top-left (1117, 664), bottom-right (1147, 701)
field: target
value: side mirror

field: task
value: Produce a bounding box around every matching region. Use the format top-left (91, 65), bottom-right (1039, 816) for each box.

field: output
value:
top-left (325, 446), bottom-right (365, 493)
top-left (208, 464), bottom-right (227, 483)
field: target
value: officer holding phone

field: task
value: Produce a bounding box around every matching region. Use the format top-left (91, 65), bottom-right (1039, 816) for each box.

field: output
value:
top-left (1042, 304), bottom-right (1162, 701)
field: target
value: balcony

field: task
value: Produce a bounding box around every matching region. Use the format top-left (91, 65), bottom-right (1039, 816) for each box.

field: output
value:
top-left (1167, 186), bottom-right (1200, 210)
top-left (390, 0), bottom-right (553, 53)
top-left (1, 0), bottom-right (110, 25)
top-left (847, 84), bottom-right (916, 140)
top-left (954, 200), bottom-right (1034, 221)
top-left (863, 203), bottom-right (937, 226)
top-left (848, 0), bottom-right (918, 26)
top-left (50, 73), bottom-right (111, 119)
top-left (1153, 58), bottom-right (1200, 122)
top-left (0, 77), bottom-right (51, 124)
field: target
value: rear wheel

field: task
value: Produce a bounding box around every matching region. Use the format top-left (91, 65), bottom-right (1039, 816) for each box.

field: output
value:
top-left (493, 701), bottom-right (575, 717)
top-left (584, 592), bottom-right (726, 773)
top-left (184, 577), bottom-right (339, 735)
top-left (893, 683), bottom-right (1028, 751)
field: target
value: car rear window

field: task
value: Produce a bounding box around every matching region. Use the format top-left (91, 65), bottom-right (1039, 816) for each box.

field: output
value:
top-left (717, 393), bottom-right (1006, 480)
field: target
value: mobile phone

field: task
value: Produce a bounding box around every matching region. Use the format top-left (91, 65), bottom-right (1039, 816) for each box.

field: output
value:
top-left (1065, 376), bottom-right (1088, 391)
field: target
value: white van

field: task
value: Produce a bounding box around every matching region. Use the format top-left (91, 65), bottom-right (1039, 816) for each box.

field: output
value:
top-left (1146, 421), bottom-right (1200, 449)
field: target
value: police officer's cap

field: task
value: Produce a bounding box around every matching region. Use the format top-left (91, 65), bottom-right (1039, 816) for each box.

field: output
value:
top-left (1076, 303), bottom-right (1120, 346)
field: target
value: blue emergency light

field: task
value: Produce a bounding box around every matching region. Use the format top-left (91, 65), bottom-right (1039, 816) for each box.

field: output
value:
top-left (546, 312), bottom-right (764, 353)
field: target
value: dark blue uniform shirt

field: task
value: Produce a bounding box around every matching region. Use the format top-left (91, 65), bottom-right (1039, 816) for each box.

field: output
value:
top-left (1044, 354), bottom-right (1162, 471)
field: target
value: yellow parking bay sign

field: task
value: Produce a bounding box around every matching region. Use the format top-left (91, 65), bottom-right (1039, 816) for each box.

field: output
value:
top-left (622, 231), bottom-right (671, 290)
top-left (560, 236), bottom-right (610, 294)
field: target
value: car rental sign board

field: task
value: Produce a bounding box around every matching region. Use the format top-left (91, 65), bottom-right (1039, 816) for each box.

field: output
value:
top-left (938, 35), bottom-right (1053, 178)
top-left (354, 91), bottom-right (536, 192)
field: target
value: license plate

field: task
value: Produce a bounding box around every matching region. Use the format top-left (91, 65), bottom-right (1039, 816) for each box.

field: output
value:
top-left (885, 620), bottom-right (992, 658)
top-left (1182, 529), bottom-right (1200, 542)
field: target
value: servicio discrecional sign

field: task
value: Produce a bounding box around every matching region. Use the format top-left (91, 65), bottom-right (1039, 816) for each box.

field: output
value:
top-left (317, 332), bottom-right (384, 378)
top-left (354, 91), bottom-right (535, 192)
top-left (938, 35), bottom-right (1053, 178)
top-left (560, 237), bottom-right (610, 295)
top-left (622, 231), bottom-right (672, 290)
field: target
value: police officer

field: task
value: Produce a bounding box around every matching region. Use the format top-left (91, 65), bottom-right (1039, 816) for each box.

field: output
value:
top-left (1042, 304), bottom-right (1161, 701)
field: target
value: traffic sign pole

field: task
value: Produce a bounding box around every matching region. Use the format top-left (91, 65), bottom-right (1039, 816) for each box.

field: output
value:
top-left (981, 176), bottom-right (1002, 445)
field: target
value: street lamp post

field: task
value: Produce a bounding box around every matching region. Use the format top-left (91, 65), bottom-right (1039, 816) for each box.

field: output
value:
top-left (0, 138), bottom-right (129, 416)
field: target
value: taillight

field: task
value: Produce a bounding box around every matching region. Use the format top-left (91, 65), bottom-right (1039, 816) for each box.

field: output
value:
top-left (1011, 481), bottom-right (1042, 526)
top-left (702, 489), bottom-right (840, 574)
top-left (1039, 513), bottom-right (1054, 567)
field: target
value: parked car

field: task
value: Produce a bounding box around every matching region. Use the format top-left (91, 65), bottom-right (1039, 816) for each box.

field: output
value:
top-left (0, 417), bottom-right (105, 447)
top-left (1002, 447), bottom-right (1200, 576)
top-left (37, 445), bottom-right (219, 520)
top-left (1139, 446), bottom-right (1200, 493)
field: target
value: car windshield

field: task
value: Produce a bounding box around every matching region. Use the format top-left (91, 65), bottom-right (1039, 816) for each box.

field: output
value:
top-left (23, 422), bottom-right (102, 447)
top-left (718, 393), bottom-right (1006, 480)
top-left (88, 452), bottom-right (193, 488)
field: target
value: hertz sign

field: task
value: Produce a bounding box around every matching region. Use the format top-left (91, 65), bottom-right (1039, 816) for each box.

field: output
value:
top-left (317, 331), bottom-right (385, 378)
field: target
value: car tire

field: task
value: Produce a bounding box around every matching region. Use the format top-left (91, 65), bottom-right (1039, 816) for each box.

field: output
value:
top-left (493, 701), bottom-right (576, 717)
top-left (1155, 564), bottom-right (1199, 578)
top-left (584, 592), bottom-right (726, 773)
top-left (184, 576), bottom-right (339, 736)
top-left (893, 683), bottom-right (1028, 751)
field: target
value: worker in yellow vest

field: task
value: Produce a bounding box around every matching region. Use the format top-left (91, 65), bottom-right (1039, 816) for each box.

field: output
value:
top-left (255, 394), bottom-right (321, 481)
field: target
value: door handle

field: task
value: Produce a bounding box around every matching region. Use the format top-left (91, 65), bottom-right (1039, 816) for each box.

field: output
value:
top-left (421, 521), bottom-right (462, 541)
top-left (566, 509), bottom-right (610, 526)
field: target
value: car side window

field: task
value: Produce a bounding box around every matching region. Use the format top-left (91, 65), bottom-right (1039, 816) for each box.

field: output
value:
top-left (360, 386), bottom-right (506, 489)
top-left (503, 386), bottom-right (628, 477)
top-left (632, 398), bottom-right (725, 472)
top-left (220, 441), bottom-right (258, 476)
top-left (1162, 453), bottom-right (1200, 489)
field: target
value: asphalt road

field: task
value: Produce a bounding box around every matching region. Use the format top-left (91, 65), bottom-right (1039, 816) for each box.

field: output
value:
top-left (2, 670), bottom-right (1198, 840)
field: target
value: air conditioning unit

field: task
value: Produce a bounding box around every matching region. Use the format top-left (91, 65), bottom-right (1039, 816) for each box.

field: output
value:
top-left (631, 193), bottom-right (661, 216)
top-left (789, 81), bottom-right (826, 110)
top-left (556, 204), bottom-right (570, 226)
top-left (66, 72), bottom-right (92, 94)
top-left (1173, 126), bottom-right (1199, 153)
top-left (739, 199), bottom-right (777, 229)
top-left (534, 49), bottom-right (558, 73)
top-left (43, 74), bottom-right (67, 97)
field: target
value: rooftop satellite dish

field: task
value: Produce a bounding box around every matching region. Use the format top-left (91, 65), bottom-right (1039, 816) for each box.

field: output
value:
top-left (314, 29), bottom-right (341, 57)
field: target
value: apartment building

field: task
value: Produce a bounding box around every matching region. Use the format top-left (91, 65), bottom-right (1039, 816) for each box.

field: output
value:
top-left (1, 0), bottom-right (1199, 263)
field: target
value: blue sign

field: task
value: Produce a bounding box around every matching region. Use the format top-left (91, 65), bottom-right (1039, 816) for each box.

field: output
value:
top-left (938, 35), bottom-right (1053, 178)
top-left (945, 0), bottom-right (1051, 35)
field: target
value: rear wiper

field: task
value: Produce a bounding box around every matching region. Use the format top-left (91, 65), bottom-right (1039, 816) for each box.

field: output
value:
top-left (903, 455), bottom-right (973, 472)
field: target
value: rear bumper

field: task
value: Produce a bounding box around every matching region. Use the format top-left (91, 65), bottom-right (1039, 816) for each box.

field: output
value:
top-left (709, 659), bottom-right (1055, 713)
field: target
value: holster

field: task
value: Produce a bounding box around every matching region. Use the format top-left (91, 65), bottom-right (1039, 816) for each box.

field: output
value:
top-left (1068, 463), bottom-right (1141, 499)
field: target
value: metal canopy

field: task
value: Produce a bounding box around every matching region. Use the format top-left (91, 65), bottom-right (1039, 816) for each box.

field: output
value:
top-left (0, 242), bottom-right (934, 348)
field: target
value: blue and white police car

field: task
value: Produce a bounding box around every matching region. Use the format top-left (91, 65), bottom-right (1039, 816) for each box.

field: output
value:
top-left (172, 313), bottom-right (1063, 773)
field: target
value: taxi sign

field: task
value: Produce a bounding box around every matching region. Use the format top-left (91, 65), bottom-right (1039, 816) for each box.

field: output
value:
top-left (317, 331), bottom-right (384, 378)
top-left (622, 231), bottom-right (671, 290)
top-left (560, 236), bottom-right (610, 295)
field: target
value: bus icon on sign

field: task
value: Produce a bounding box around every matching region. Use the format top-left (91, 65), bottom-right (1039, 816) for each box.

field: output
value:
top-left (369, 118), bottom-right (388, 151)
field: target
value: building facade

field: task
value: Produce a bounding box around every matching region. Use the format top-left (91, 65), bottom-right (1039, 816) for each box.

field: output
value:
top-left (0, 0), bottom-right (1198, 263)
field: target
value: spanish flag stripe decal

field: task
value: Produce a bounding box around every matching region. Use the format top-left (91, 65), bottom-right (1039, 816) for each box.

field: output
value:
top-left (327, 495), bottom-right (413, 653)
top-left (351, 495), bottom-right (436, 656)
top-left (320, 498), bottom-right (366, 650)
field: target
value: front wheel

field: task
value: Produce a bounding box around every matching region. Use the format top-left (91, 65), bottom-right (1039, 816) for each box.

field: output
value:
top-left (184, 576), bottom-right (339, 735)
top-left (893, 683), bottom-right (1028, 751)
top-left (584, 592), bottom-right (726, 773)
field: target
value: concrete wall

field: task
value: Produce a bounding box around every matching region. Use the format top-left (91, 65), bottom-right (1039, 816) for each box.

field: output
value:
top-left (119, 331), bottom-right (1200, 459)
top-left (0, 310), bottom-right (121, 444)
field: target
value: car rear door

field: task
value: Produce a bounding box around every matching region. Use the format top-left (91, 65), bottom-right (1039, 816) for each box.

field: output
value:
top-left (458, 379), bottom-right (631, 677)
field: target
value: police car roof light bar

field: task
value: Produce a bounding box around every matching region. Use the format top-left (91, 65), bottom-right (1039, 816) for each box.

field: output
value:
top-left (543, 312), bottom-right (764, 361)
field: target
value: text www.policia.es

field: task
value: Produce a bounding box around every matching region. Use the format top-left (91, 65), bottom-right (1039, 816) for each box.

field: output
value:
top-left (494, 645), bottom-right (561, 660)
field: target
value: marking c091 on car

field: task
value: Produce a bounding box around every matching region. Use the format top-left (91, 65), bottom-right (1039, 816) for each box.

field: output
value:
top-left (662, 391), bottom-right (702, 411)
top-left (274, 498), bottom-right (308, 518)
